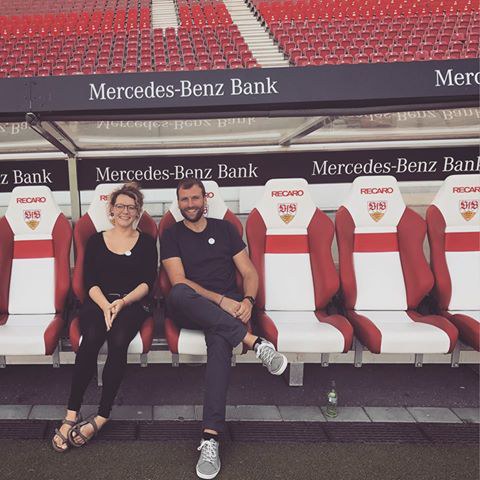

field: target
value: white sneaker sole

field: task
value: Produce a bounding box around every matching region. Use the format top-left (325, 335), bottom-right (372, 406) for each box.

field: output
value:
top-left (196, 460), bottom-right (221, 479)
top-left (270, 354), bottom-right (288, 376)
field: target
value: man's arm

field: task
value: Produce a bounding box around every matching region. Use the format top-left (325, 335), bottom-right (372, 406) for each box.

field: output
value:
top-left (162, 256), bottom-right (241, 317)
top-left (232, 248), bottom-right (259, 323)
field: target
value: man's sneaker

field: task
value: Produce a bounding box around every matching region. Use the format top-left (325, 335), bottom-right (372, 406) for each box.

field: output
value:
top-left (196, 438), bottom-right (221, 479)
top-left (254, 340), bottom-right (288, 375)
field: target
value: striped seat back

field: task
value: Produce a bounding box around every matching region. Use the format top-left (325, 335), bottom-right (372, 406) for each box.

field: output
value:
top-left (5, 186), bottom-right (62, 314)
top-left (252, 179), bottom-right (316, 311)
top-left (341, 176), bottom-right (407, 310)
top-left (431, 174), bottom-right (480, 310)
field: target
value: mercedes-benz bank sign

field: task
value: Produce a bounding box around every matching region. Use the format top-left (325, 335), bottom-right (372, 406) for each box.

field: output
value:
top-left (89, 77), bottom-right (280, 101)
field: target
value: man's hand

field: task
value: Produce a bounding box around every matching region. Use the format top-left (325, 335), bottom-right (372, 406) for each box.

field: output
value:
top-left (219, 297), bottom-right (241, 318)
top-left (235, 299), bottom-right (253, 324)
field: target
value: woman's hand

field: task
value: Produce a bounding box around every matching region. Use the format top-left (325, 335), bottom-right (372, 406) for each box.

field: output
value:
top-left (101, 302), bottom-right (114, 331)
top-left (110, 298), bottom-right (126, 323)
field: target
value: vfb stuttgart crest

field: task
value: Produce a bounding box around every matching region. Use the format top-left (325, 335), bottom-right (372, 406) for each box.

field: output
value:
top-left (24, 209), bottom-right (41, 230)
top-left (278, 203), bottom-right (297, 224)
top-left (459, 199), bottom-right (478, 221)
top-left (368, 201), bottom-right (387, 222)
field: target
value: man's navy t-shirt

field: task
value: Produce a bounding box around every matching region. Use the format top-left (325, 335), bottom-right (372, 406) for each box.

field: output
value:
top-left (160, 218), bottom-right (245, 296)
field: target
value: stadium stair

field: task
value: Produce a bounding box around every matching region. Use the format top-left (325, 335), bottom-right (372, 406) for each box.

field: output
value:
top-left (223, 0), bottom-right (289, 67)
top-left (152, 0), bottom-right (179, 30)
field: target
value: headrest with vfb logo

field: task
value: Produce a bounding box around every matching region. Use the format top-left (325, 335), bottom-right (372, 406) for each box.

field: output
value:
top-left (6, 186), bottom-right (61, 236)
top-left (253, 178), bottom-right (316, 229)
top-left (341, 176), bottom-right (406, 228)
top-left (432, 174), bottom-right (480, 227)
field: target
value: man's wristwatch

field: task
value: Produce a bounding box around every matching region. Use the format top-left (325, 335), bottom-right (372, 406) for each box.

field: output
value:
top-left (243, 295), bottom-right (255, 306)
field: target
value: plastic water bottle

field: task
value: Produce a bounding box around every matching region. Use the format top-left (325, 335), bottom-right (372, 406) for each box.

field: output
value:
top-left (326, 380), bottom-right (338, 418)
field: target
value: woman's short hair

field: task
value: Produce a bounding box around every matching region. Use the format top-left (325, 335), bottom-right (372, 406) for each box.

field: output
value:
top-left (109, 182), bottom-right (144, 211)
top-left (176, 178), bottom-right (206, 199)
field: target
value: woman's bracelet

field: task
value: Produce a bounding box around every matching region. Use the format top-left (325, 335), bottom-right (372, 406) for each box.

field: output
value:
top-left (218, 295), bottom-right (225, 306)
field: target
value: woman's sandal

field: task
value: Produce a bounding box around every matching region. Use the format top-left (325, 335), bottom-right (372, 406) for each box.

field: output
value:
top-left (51, 414), bottom-right (82, 453)
top-left (67, 417), bottom-right (100, 447)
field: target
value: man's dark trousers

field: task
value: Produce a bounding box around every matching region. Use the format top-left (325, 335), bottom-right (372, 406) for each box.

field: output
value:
top-left (167, 283), bottom-right (248, 433)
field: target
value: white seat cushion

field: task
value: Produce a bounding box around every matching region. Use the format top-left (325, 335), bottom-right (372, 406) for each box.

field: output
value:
top-left (0, 315), bottom-right (56, 355)
top-left (267, 311), bottom-right (345, 353)
top-left (358, 311), bottom-right (451, 353)
top-left (178, 329), bottom-right (242, 355)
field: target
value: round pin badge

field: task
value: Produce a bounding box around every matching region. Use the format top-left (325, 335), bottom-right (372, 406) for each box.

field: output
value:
top-left (124, 250), bottom-right (132, 256)
top-left (208, 238), bottom-right (215, 245)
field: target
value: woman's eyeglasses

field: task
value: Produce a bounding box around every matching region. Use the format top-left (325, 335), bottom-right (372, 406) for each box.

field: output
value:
top-left (113, 204), bottom-right (138, 213)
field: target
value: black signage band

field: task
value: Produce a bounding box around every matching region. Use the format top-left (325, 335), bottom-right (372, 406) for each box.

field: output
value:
top-left (77, 146), bottom-right (479, 190)
top-left (0, 60), bottom-right (478, 120)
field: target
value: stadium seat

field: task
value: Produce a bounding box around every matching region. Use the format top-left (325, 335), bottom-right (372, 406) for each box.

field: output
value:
top-left (69, 183), bottom-right (158, 380)
top-left (0, 186), bottom-right (71, 366)
top-left (158, 181), bottom-right (245, 365)
top-left (427, 174), bottom-right (480, 351)
top-left (246, 178), bottom-right (353, 385)
top-left (335, 176), bottom-right (458, 366)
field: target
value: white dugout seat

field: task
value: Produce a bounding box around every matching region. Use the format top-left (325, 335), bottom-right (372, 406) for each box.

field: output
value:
top-left (0, 186), bottom-right (71, 364)
top-left (335, 175), bottom-right (458, 362)
top-left (427, 174), bottom-right (480, 351)
top-left (246, 178), bottom-right (353, 379)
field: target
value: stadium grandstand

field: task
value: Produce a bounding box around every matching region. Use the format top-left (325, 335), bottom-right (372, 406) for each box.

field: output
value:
top-left (0, 0), bottom-right (478, 479)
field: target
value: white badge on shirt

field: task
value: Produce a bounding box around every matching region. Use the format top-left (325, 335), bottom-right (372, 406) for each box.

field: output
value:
top-left (208, 238), bottom-right (215, 245)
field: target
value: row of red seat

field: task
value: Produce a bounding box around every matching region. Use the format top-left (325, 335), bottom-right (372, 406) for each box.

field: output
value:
top-left (178, 0), bottom-right (233, 27)
top-left (0, 0), bottom-right (147, 15)
top-left (0, 175), bottom-right (478, 368)
top-left (256, 0), bottom-right (476, 21)
top-left (250, 0), bottom-right (480, 66)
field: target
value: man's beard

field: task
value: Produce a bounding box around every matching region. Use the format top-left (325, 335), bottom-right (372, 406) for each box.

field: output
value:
top-left (180, 206), bottom-right (204, 223)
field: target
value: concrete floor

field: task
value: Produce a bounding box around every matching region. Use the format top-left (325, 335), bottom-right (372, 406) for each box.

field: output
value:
top-left (1, 440), bottom-right (478, 480)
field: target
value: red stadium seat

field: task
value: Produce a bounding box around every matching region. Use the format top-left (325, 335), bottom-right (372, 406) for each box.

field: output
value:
top-left (336, 176), bottom-right (458, 359)
top-left (427, 174), bottom-right (480, 351)
top-left (246, 179), bottom-right (353, 366)
top-left (0, 186), bottom-right (71, 363)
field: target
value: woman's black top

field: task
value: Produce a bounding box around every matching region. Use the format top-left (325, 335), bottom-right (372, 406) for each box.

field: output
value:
top-left (83, 231), bottom-right (158, 296)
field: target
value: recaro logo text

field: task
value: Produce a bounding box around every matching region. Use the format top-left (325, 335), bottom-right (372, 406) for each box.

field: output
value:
top-left (360, 187), bottom-right (394, 195)
top-left (453, 186), bottom-right (480, 193)
top-left (16, 197), bottom-right (47, 204)
top-left (271, 190), bottom-right (304, 197)
top-left (100, 194), bottom-right (109, 201)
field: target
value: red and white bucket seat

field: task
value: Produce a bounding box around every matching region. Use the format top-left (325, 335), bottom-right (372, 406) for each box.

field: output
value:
top-left (427, 174), bottom-right (480, 351)
top-left (69, 183), bottom-right (158, 364)
top-left (0, 186), bottom-right (72, 365)
top-left (158, 181), bottom-right (245, 362)
top-left (335, 175), bottom-right (458, 364)
top-left (246, 178), bottom-right (353, 383)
